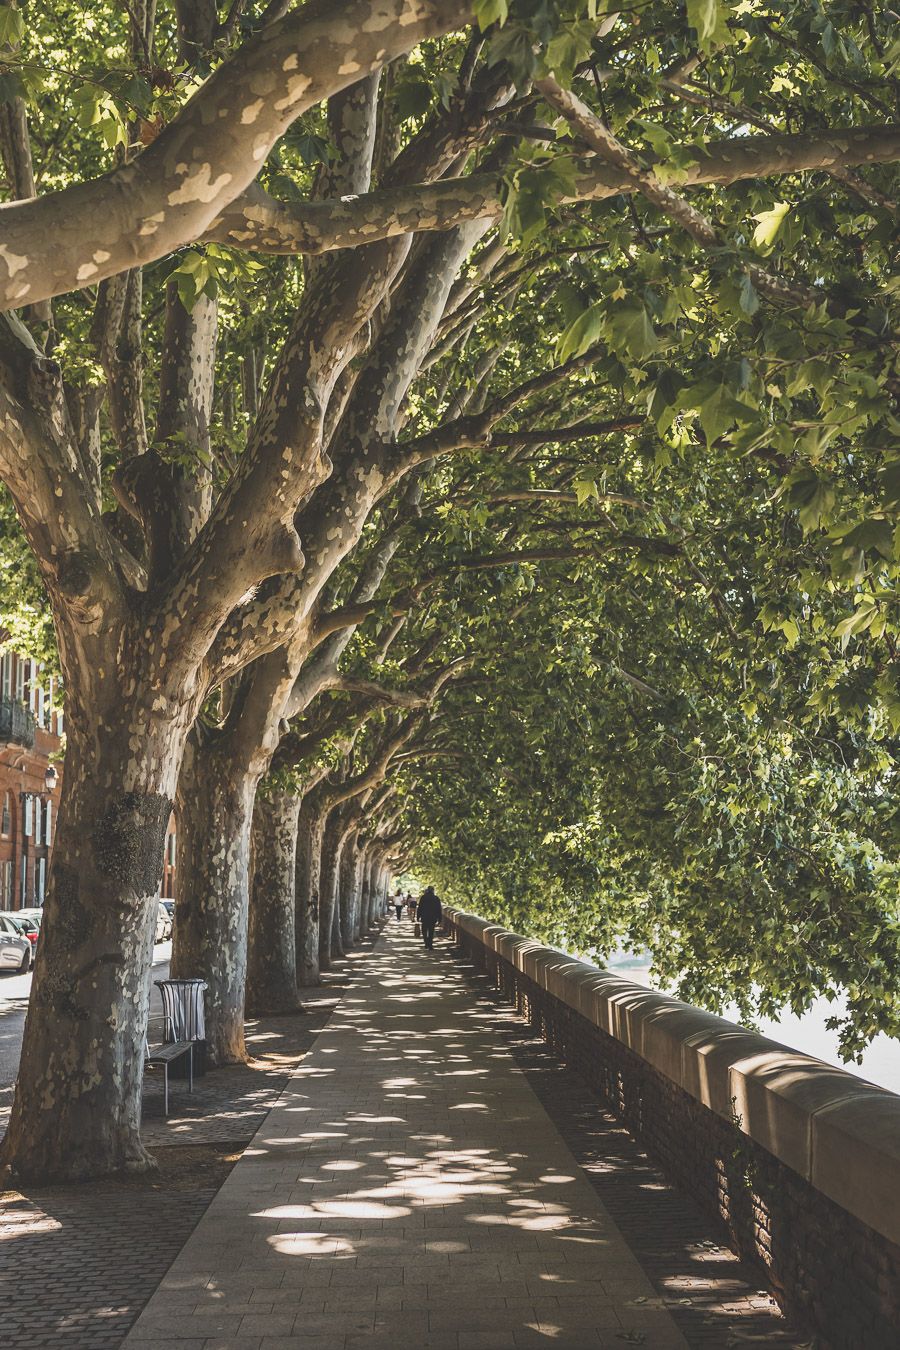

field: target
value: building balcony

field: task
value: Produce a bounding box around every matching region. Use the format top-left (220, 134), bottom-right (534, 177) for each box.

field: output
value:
top-left (0, 698), bottom-right (36, 749)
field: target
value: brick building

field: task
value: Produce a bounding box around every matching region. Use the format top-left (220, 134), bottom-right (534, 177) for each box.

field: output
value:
top-left (0, 643), bottom-right (180, 909)
top-left (0, 645), bottom-right (63, 909)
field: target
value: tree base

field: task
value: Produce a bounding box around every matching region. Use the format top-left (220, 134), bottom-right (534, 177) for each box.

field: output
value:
top-left (0, 1135), bottom-right (158, 1186)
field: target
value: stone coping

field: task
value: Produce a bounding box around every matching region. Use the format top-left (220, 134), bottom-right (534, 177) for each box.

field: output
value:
top-left (443, 905), bottom-right (900, 1249)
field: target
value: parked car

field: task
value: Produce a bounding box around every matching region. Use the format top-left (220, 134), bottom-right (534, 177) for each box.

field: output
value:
top-left (0, 914), bottom-right (31, 971)
top-left (160, 899), bottom-right (175, 923)
top-left (0, 911), bottom-right (38, 950)
top-left (155, 901), bottom-right (172, 943)
top-left (17, 907), bottom-right (44, 929)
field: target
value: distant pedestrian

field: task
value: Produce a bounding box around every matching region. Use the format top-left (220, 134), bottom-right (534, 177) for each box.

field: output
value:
top-left (406, 893), bottom-right (416, 919)
top-left (393, 890), bottom-right (403, 921)
top-left (416, 886), bottom-right (442, 951)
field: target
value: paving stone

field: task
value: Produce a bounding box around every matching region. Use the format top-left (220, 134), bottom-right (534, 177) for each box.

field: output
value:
top-left (124, 927), bottom-right (688, 1350)
top-left (0, 964), bottom-right (359, 1350)
top-left (3, 922), bottom-right (809, 1349)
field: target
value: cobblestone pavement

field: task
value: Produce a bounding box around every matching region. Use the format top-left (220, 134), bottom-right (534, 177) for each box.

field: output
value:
top-left (125, 924), bottom-right (689, 1350)
top-left (455, 955), bottom-right (811, 1349)
top-left (0, 940), bottom-right (374, 1350)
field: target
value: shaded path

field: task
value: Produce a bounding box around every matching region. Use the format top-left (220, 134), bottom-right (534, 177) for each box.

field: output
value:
top-left (126, 924), bottom-right (688, 1349)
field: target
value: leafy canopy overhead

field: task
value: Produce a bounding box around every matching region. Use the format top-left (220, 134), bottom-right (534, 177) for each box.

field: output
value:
top-left (0, 0), bottom-right (898, 1054)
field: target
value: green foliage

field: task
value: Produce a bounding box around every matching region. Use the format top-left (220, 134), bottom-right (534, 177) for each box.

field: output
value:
top-left (4, 0), bottom-right (900, 1069)
top-left (0, 3), bottom-right (24, 49)
top-left (167, 245), bottom-right (265, 312)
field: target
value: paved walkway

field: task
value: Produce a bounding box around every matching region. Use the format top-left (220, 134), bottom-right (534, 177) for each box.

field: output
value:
top-left (0, 983), bottom-right (348, 1350)
top-left (125, 924), bottom-right (688, 1349)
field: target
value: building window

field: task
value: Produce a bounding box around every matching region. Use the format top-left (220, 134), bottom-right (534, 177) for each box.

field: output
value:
top-left (20, 854), bottom-right (27, 906)
top-left (0, 862), bottom-right (10, 906)
top-left (38, 856), bottom-right (46, 902)
top-left (1, 791), bottom-right (9, 836)
top-left (23, 794), bottom-right (32, 838)
top-left (44, 799), bottom-right (52, 846)
top-left (168, 832), bottom-right (176, 865)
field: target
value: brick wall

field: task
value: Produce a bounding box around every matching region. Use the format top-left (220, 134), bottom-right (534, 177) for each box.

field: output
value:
top-left (444, 909), bottom-right (900, 1350)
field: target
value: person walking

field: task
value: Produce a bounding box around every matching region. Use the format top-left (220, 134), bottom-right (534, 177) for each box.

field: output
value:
top-left (393, 889), bottom-right (404, 922)
top-left (416, 886), bottom-right (442, 951)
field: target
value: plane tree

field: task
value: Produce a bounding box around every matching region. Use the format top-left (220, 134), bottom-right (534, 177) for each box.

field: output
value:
top-left (0, 0), bottom-right (896, 1182)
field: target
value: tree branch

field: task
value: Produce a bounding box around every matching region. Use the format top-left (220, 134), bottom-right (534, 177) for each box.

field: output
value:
top-left (202, 125), bottom-right (900, 257)
top-left (0, 0), bottom-right (470, 309)
top-left (535, 77), bottom-right (847, 310)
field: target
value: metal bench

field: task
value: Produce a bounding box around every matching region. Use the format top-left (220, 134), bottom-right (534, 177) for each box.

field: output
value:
top-left (144, 1016), bottom-right (194, 1117)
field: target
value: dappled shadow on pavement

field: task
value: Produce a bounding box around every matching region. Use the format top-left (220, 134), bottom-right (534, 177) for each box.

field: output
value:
top-left (0, 931), bottom-right (382, 1350)
top-left (125, 924), bottom-right (689, 1349)
top-left (460, 959), bottom-right (808, 1349)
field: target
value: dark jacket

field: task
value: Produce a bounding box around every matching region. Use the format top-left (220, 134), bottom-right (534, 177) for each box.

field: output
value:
top-left (417, 889), bottom-right (442, 922)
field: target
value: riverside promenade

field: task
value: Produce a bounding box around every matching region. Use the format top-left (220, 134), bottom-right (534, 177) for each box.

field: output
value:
top-left (125, 923), bottom-right (692, 1349)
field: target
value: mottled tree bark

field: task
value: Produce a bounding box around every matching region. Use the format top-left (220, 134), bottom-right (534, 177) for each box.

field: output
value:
top-left (295, 794), bottom-right (326, 987)
top-left (337, 817), bottom-right (360, 950)
top-left (348, 834), bottom-right (366, 942)
top-left (247, 787), bottom-right (301, 1015)
top-left (0, 0), bottom-right (470, 309)
top-left (319, 808), bottom-right (345, 970)
top-left (1, 706), bottom-right (184, 1181)
top-left (172, 733), bottom-right (262, 1065)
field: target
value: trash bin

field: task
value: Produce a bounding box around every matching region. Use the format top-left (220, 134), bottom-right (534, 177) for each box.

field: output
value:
top-left (155, 978), bottom-right (208, 1076)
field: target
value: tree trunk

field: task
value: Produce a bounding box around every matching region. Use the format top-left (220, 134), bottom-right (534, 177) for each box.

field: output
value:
top-left (247, 786), bottom-right (301, 1015)
top-left (349, 837), bottom-right (366, 942)
top-left (172, 733), bottom-right (261, 1066)
top-left (295, 795), bottom-right (325, 987)
top-left (359, 851), bottom-right (372, 934)
top-left (338, 826), bottom-right (358, 950)
top-left (331, 886), bottom-right (343, 958)
top-left (318, 808), bottom-right (344, 970)
top-left (1, 716), bottom-right (176, 1181)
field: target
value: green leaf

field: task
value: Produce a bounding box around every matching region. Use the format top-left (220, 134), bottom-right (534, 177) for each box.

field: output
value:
top-left (292, 132), bottom-right (332, 165)
top-left (393, 78), bottom-right (433, 120)
top-left (473, 0), bottom-right (508, 31)
top-left (739, 272), bottom-right (759, 317)
top-left (486, 24), bottom-right (537, 86)
top-left (573, 476), bottom-right (600, 508)
top-left (686, 0), bottom-right (731, 51)
top-left (877, 459), bottom-right (900, 510)
top-left (830, 517), bottom-right (893, 562)
top-left (544, 20), bottom-right (597, 85)
top-left (502, 158), bottom-right (578, 248)
top-left (752, 202), bottom-right (791, 255)
top-left (696, 383), bottom-right (744, 444)
top-left (556, 302), bottom-right (605, 362)
top-left (606, 298), bottom-right (658, 363)
top-left (0, 4), bottom-right (24, 48)
top-left (780, 467), bottom-right (836, 532)
top-left (834, 603), bottom-right (878, 643)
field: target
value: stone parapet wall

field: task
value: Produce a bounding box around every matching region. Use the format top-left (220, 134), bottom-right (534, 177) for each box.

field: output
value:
top-left (442, 906), bottom-right (900, 1350)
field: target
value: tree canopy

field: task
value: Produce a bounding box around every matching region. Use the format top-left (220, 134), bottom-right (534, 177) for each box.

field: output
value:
top-left (0, 0), bottom-right (898, 1178)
